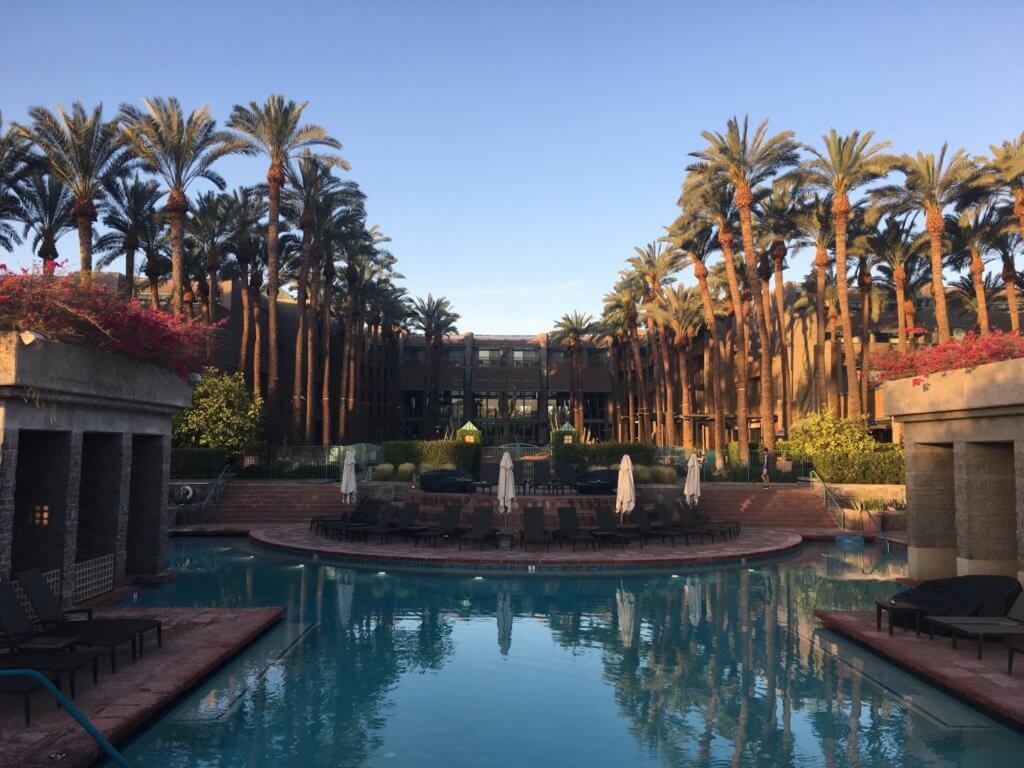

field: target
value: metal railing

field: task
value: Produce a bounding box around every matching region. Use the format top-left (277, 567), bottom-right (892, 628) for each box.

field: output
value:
top-left (199, 463), bottom-right (232, 524)
top-left (809, 470), bottom-right (847, 529)
top-left (0, 669), bottom-right (130, 767)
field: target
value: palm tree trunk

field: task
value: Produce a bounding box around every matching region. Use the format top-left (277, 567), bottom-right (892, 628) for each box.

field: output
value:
top-left (969, 247), bottom-right (990, 335)
top-left (124, 245), bottom-right (136, 299)
top-left (168, 209), bottom-right (185, 315)
top-left (75, 214), bottom-right (93, 276)
top-left (658, 328), bottom-right (677, 446)
top-left (291, 225), bottom-right (312, 443)
top-left (894, 277), bottom-right (908, 354)
top-left (572, 347), bottom-right (584, 432)
top-left (694, 263), bottom-right (726, 471)
top-left (771, 251), bottom-right (792, 434)
top-left (814, 248), bottom-right (829, 411)
top-left (337, 318), bottom-right (350, 443)
top-left (625, 354), bottom-right (637, 441)
top-left (206, 267), bottom-right (218, 323)
top-left (833, 201), bottom-right (863, 417)
top-left (238, 260), bottom-right (252, 386)
top-left (320, 267), bottom-right (333, 447)
top-left (716, 229), bottom-right (750, 465)
top-left (859, 273), bottom-right (872, 416)
top-left (925, 208), bottom-right (951, 343)
top-left (677, 342), bottom-right (693, 450)
top-left (266, 177), bottom-right (283, 440)
top-left (252, 284), bottom-right (264, 403)
top-left (305, 245), bottom-right (320, 443)
top-left (828, 310), bottom-right (842, 415)
top-left (627, 328), bottom-right (650, 441)
top-left (1003, 256), bottom-right (1020, 334)
top-left (148, 273), bottom-right (160, 311)
top-left (736, 188), bottom-right (775, 451)
top-left (644, 318), bottom-right (664, 445)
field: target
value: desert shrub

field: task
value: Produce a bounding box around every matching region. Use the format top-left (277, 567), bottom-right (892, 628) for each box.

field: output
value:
top-left (382, 440), bottom-right (481, 475)
top-left (778, 411), bottom-right (904, 484)
top-left (172, 368), bottom-right (262, 455)
top-left (372, 463), bottom-right (395, 481)
top-left (396, 463), bottom-right (416, 482)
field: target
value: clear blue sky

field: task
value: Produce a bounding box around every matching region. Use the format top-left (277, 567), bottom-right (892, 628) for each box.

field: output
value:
top-left (4, 0), bottom-right (1023, 332)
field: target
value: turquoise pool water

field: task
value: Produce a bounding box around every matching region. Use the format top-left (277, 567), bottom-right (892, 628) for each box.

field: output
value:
top-left (108, 539), bottom-right (1024, 767)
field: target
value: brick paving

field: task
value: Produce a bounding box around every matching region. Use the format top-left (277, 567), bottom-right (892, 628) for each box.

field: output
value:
top-left (248, 523), bottom-right (802, 571)
top-left (0, 606), bottom-right (283, 768)
top-left (817, 609), bottom-right (1024, 729)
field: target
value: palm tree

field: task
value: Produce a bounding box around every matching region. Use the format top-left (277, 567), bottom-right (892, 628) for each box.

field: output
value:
top-left (680, 178), bottom-right (751, 463)
top-left (872, 145), bottom-right (984, 343)
top-left (223, 186), bottom-right (267, 386)
top-left (651, 285), bottom-right (703, 450)
top-left (551, 311), bottom-right (599, 433)
top-left (0, 112), bottom-right (33, 253)
top-left (984, 133), bottom-right (1024, 250)
top-left (688, 117), bottom-right (801, 451)
top-left (227, 95), bottom-right (346, 442)
top-left (989, 228), bottom-right (1021, 332)
top-left (625, 242), bottom-right (684, 445)
top-left (17, 102), bottom-right (127, 275)
top-left (600, 298), bottom-right (638, 441)
top-left (663, 218), bottom-right (727, 469)
top-left (872, 215), bottom-right (928, 352)
top-left (18, 172), bottom-right (73, 274)
top-left (794, 195), bottom-right (835, 410)
top-left (604, 280), bottom-right (651, 441)
top-left (411, 294), bottom-right (459, 439)
top-left (946, 203), bottom-right (1001, 335)
top-left (188, 191), bottom-right (231, 322)
top-left (136, 207), bottom-right (170, 309)
top-left (952, 273), bottom-right (1003, 332)
top-left (95, 173), bottom-right (161, 298)
top-left (118, 97), bottom-right (248, 315)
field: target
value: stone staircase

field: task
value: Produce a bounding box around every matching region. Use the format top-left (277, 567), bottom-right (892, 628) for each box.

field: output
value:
top-left (203, 480), bottom-right (350, 524)
top-left (697, 483), bottom-right (836, 529)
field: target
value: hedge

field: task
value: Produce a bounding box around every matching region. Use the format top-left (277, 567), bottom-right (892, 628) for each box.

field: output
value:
top-left (552, 441), bottom-right (657, 473)
top-left (810, 447), bottom-right (905, 484)
top-left (382, 441), bottom-right (482, 475)
top-left (170, 447), bottom-right (229, 479)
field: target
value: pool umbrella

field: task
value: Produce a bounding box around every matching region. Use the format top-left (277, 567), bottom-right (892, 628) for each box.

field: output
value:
top-left (497, 452), bottom-right (516, 526)
top-left (340, 449), bottom-right (358, 503)
top-left (685, 577), bottom-right (702, 627)
top-left (684, 452), bottom-right (701, 507)
top-left (615, 454), bottom-right (635, 523)
top-left (616, 587), bottom-right (638, 648)
top-left (335, 570), bottom-right (354, 628)
top-left (496, 590), bottom-right (513, 655)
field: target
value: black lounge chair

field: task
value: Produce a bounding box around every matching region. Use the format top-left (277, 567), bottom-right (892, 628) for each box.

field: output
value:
top-left (475, 463), bottom-right (499, 494)
top-left (15, 569), bottom-right (162, 656)
top-left (531, 462), bottom-right (554, 494)
top-left (688, 501), bottom-right (739, 538)
top-left (593, 506), bottom-right (640, 549)
top-left (0, 670), bottom-right (62, 725)
top-left (311, 495), bottom-right (369, 534)
top-left (556, 506), bottom-right (594, 551)
top-left (923, 590), bottom-right (1024, 659)
top-left (320, 498), bottom-right (381, 540)
top-left (0, 650), bottom-right (100, 701)
top-left (521, 507), bottom-right (549, 551)
top-left (653, 504), bottom-right (690, 546)
top-left (633, 506), bottom-right (676, 547)
top-left (553, 463), bottom-right (578, 495)
top-left (388, 502), bottom-right (427, 541)
top-left (364, 506), bottom-right (399, 543)
top-left (672, 502), bottom-right (718, 543)
top-left (460, 506), bottom-right (497, 550)
top-left (880, 574), bottom-right (1022, 636)
top-left (413, 506), bottom-right (463, 548)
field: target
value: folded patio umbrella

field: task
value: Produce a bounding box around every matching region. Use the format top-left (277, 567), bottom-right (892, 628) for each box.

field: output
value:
top-left (497, 590), bottom-right (513, 656)
top-left (497, 452), bottom-right (516, 523)
top-left (615, 455), bottom-right (635, 522)
top-left (340, 449), bottom-right (358, 503)
top-left (684, 452), bottom-right (701, 507)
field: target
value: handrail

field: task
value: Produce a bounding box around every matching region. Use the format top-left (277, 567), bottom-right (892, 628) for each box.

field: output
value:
top-left (808, 470), bottom-right (847, 529)
top-left (199, 463), bottom-right (232, 524)
top-left (0, 669), bottom-right (131, 767)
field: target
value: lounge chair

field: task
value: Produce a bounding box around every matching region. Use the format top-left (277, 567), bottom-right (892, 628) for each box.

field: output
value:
top-left (311, 495), bottom-right (369, 534)
top-left (475, 463), bottom-right (499, 494)
top-left (531, 462), bottom-right (554, 494)
top-left (879, 574), bottom-right (1022, 636)
top-left (14, 569), bottom-right (162, 656)
top-left (0, 578), bottom-right (137, 673)
top-left (925, 591), bottom-right (1024, 659)
top-left (672, 502), bottom-right (719, 543)
top-left (691, 501), bottom-right (739, 538)
top-left (633, 506), bottom-right (676, 547)
top-left (460, 506), bottom-right (497, 550)
top-left (320, 498), bottom-right (381, 540)
top-left (388, 502), bottom-right (427, 541)
top-left (521, 507), bottom-right (549, 551)
top-left (364, 506), bottom-right (399, 543)
top-left (0, 650), bottom-right (100, 701)
top-left (0, 670), bottom-right (62, 725)
top-left (413, 506), bottom-right (463, 548)
top-left (593, 506), bottom-right (640, 549)
top-left (556, 506), bottom-right (594, 551)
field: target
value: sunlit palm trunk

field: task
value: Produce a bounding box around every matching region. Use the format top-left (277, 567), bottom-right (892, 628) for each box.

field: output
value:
top-left (969, 247), bottom-right (990, 335)
top-left (828, 309), bottom-right (842, 415)
top-left (238, 260), bottom-right (252, 388)
top-left (168, 208), bottom-right (186, 315)
top-left (771, 249), bottom-right (792, 433)
top-left (1003, 257), bottom-right (1020, 334)
top-left (717, 230), bottom-right (750, 465)
top-left (266, 175), bottom-right (283, 440)
top-left (75, 213), bottom-right (93, 276)
top-left (147, 267), bottom-right (161, 312)
top-left (305, 243), bottom-right (321, 443)
top-left (736, 188), bottom-right (775, 451)
top-left (627, 328), bottom-right (650, 441)
top-left (658, 329), bottom-right (677, 445)
top-left (676, 341), bottom-right (693, 450)
top-left (644, 316), bottom-right (664, 445)
top-left (814, 248), bottom-right (829, 411)
top-left (124, 244), bottom-right (136, 299)
top-left (292, 222), bottom-right (312, 442)
top-left (694, 264), bottom-right (726, 471)
top-left (894, 275), bottom-right (908, 354)
top-left (833, 200), bottom-right (863, 417)
top-left (858, 263), bottom-right (872, 415)
top-left (925, 209), bottom-right (951, 343)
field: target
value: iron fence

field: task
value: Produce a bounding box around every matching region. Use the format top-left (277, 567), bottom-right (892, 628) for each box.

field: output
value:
top-left (654, 446), bottom-right (811, 484)
top-left (235, 444), bottom-right (383, 480)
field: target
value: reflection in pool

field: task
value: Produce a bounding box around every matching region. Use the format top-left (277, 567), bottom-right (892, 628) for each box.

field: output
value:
top-left (108, 539), bottom-right (1024, 767)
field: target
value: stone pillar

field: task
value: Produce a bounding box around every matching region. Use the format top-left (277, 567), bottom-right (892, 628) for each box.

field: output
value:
top-left (115, 433), bottom-right (132, 584)
top-left (905, 443), bottom-right (957, 579)
top-left (0, 429), bottom-right (19, 579)
top-left (954, 442), bottom-right (1018, 577)
top-left (58, 432), bottom-right (84, 605)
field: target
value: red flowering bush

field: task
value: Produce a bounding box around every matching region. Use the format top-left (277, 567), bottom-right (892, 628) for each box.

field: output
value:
top-left (0, 273), bottom-right (213, 376)
top-left (872, 330), bottom-right (1024, 385)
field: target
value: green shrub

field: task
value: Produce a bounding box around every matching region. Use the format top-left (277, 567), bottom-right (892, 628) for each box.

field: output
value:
top-left (633, 465), bottom-right (651, 483)
top-left (587, 442), bottom-right (656, 467)
top-left (651, 466), bottom-right (677, 484)
top-left (552, 442), bottom-right (587, 473)
top-left (372, 463), bottom-right (395, 481)
top-left (778, 411), bottom-right (905, 484)
top-left (382, 440), bottom-right (481, 475)
top-left (172, 367), bottom-right (263, 456)
top-left (170, 447), bottom-right (229, 479)
top-left (396, 462), bottom-right (416, 482)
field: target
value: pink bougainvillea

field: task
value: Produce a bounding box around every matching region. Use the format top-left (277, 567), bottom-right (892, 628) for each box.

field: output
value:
top-left (0, 273), bottom-right (213, 376)
top-left (871, 330), bottom-right (1024, 385)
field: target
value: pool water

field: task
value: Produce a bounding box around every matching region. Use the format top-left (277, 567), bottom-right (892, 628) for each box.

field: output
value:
top-left (108, 539), bottom-right (1024, 767)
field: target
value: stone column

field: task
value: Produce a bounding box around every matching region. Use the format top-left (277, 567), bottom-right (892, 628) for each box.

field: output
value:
top-left (905, 442), bottom-right (957, 579)
top-left (0, 429), bottom-right (19, 579)
top-left (114, 433), bottom-right (132, 584)
top-left (59, 432), bottom-right (84, 605)
top-left (954, 442), bottom-right (1018, 577)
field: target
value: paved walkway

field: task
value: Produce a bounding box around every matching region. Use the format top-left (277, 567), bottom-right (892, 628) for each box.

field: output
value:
top-left (0, 606), bottom-right (283, 768)
top-left (818, 610), bottom-right (1024, 729)
top-left (248, 524), bottom-right (802, 571)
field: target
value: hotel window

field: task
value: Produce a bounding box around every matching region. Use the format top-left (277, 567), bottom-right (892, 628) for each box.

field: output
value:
top-left (547, 391), bottom-right (571, 423)
top-left (404, 347), bottom-right (425, 363)
top-left (403, 391), bottom-right (423, 418)
top-left (474, 390), bottom-right (501, 419)
top-left (511, 391), bottom-right (538, 418)
top-left (547, 349), bottom-right (567, 365)
top-left (444, 347), bottom-right (464, 365)
top-left (439, 390), bottom-right (464, 423)
top-left (583, 392), bottom-right (607, 421)
top-left (476, 348), bottom-right (502, 367)
top-left (512, 348), bottom-right (539, 368)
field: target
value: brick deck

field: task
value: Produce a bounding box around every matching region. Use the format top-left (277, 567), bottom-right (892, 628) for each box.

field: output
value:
top-left (817, 609), bottom-right (1024, 730)
top-left (0, 606), bottom-right (284, 768)
top-left (248, 524), bottom-right (802, 571)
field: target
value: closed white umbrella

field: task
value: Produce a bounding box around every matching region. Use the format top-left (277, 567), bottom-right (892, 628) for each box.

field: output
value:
top-left (340, 449), bottom-right (358, 503)
top-left (615, 454), bottom-right (635, 523)
top-left (616, 586), bottom-right (638, 648)
top-left (497, 590), bottom-right (513, 655)
top-left (684, 452), bottom-right (701, 507)
top-left (497, 452), bottom-right (516, 524)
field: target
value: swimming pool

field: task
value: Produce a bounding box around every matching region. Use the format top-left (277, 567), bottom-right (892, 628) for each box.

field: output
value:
top-left (108, 539), bottom-right (1024, 767)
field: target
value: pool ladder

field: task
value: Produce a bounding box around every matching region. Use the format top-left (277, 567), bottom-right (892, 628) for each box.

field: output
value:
top-left (0, 668), bottom-right (131, 767)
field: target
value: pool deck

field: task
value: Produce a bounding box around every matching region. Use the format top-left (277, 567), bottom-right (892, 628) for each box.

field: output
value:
top-left (817, 609), bottom-right (1024, 730)
top-left (247, 524), bottom-right (803, 571)
top-left (0, 605), bottom-right (284, 768)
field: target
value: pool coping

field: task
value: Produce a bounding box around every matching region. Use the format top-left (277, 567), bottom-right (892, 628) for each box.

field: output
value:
top-left (245, 525), bottom-right (804, 575)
